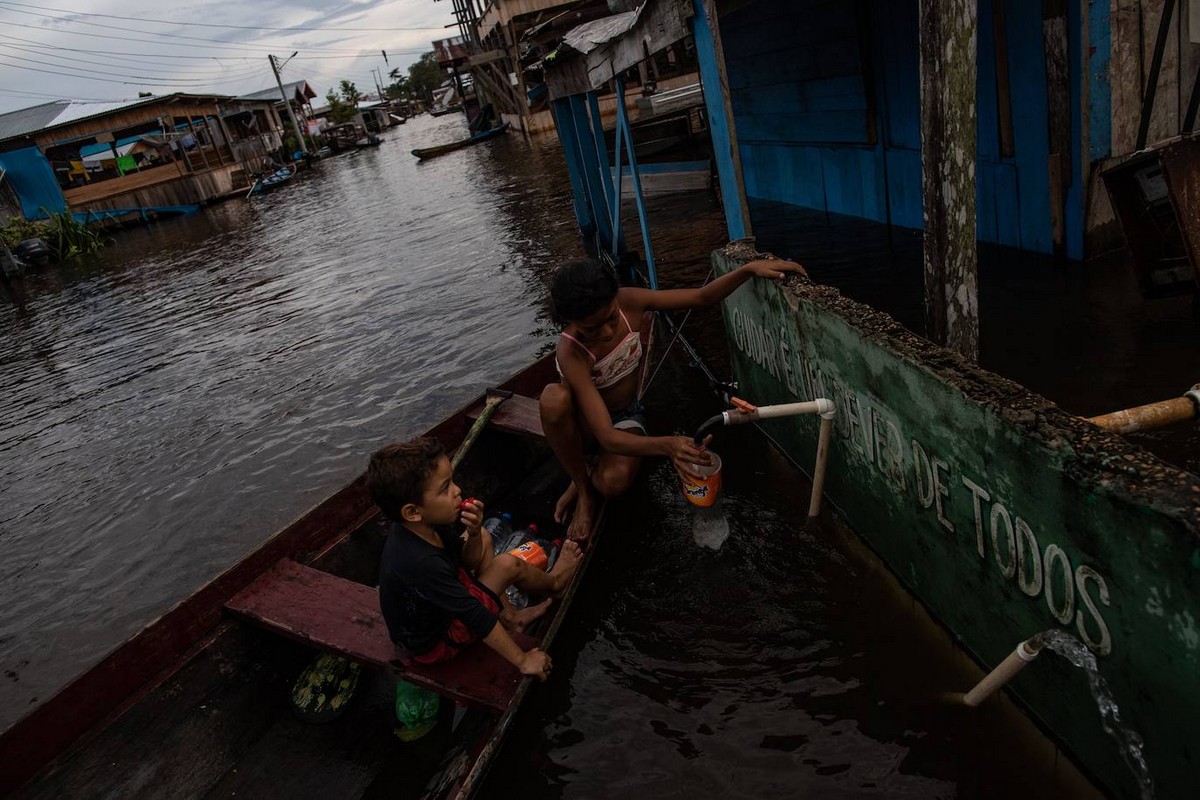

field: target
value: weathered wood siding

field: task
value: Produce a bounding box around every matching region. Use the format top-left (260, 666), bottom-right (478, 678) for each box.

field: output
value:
top-left (718, 0), bottom-right (1067, 256)
top-left (66, 164), bottom-right (246, 214)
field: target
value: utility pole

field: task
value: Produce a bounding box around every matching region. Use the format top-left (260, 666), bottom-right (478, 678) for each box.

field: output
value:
top-left (371, 68), bottom-right (385, 102)
top-left (269, 53), bottom-right (308, 156)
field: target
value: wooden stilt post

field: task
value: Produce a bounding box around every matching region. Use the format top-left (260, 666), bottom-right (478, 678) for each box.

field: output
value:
top-left (551, 98), bottom-right (597, 246)
top-left (919, 0), bottom-right (979, 362)
top-left (568, 93), bottom-right (614, 251)
top-left (691, 0), bottom-right (752, 241)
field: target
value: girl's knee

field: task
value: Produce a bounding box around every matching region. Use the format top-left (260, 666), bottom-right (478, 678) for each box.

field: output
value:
top-left (594, 462), bottom-right (636, 497)
top-left (539, 383), bottom-right (574, 423)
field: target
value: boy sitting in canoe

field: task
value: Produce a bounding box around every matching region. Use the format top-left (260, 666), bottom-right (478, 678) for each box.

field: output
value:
top-left (541, 257), bottom-right (806, 540)
top-left (367, 437), bottom-right (581, 680)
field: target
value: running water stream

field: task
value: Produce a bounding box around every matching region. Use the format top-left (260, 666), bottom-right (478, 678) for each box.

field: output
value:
top-left (1038, 630), bottom-right (1156, 799)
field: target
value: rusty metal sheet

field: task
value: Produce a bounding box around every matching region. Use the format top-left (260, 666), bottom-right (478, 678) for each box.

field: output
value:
top-left (1159, 135), bottom-right (1200, 287)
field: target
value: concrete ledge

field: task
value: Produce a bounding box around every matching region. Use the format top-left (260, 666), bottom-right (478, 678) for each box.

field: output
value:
top-left (714, 240), bottom-right (1198, 798)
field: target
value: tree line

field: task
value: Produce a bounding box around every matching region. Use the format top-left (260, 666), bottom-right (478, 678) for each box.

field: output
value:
top-left (324, 52), bottom-right (447, 123)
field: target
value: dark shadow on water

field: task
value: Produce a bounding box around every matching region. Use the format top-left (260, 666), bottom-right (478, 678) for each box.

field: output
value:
top-left (750, 199), bottom-right (1200, 474)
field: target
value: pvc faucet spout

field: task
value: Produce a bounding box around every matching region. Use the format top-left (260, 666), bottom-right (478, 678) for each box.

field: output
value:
top-left (962, 635), bottom-right (1046, 707)
top-left (690, 397), bottom-right (837, 519)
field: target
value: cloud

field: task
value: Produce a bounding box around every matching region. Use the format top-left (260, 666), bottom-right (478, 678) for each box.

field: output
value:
top-left (0, 0), bottom-right (451, 113)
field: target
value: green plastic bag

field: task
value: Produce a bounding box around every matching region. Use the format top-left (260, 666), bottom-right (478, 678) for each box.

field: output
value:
top-left (394, 679), bottom-right (440, 741)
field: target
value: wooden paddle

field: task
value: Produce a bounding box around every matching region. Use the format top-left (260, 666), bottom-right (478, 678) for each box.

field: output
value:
top-left (452, 389), bottom-right (512, 469)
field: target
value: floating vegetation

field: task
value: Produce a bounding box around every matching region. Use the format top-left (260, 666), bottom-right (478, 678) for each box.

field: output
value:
top-left (1, 212), bottom-right (108, 262)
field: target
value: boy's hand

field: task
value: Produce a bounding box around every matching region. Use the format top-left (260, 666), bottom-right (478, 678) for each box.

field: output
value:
top-left (519, 648), bottom-right (553, 681)
top-left (459, 498), bottom-right (484, 537)
top-left (743, 258), bottom-right (807, 280)
top-left (667, 435), bottom-right (713, 478)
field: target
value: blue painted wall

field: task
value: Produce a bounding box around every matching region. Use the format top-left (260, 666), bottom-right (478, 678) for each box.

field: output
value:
top-left (0, 146), bottom-right (66, 219)
top-left (721, 0), bottom-right (1080, 257)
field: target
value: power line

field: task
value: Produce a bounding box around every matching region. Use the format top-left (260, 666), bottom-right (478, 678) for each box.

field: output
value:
top-left (0, 87), bottom-right (139, 102)
top-left (0, 1), bottom-right (449, 32)
top-left (0, 33), bottom-right (430, 61)
top-left (0, 58), bottom-right (265, 87)
top-left (0, 51), bottom-right (262, 84)
top-left (0, 5), bottom-right (417, 53)
top-left (0, 42), bottom-right (262, 76)
top-left (0, 32), bottom-right (256, 60)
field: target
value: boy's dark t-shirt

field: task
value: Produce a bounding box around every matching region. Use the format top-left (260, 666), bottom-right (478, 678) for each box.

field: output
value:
top-left (378, 523), bottom-right (499, 656)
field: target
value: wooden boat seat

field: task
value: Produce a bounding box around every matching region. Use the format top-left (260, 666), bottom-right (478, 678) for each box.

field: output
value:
top-left (467, 392), bottom-right (544, 439)
top-left (224, 558), bottom-right (537, 712)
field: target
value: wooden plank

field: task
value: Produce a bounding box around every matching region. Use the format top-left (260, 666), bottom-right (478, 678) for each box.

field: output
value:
top-left (734, 110), bottom-right (875, 145)
top-left (63, 162), bottom-right (188, 204)
top-left (467, 393), bottom-right (543, 439)
top-left (225, 559), bottom-right (534, 712)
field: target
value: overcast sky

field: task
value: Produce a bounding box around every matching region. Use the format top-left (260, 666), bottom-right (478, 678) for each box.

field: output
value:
top-left (0, 0), bottom-right (457, 114)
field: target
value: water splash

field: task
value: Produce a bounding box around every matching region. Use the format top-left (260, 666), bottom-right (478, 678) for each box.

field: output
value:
top-left (692, 497), bottom-right (730, 549)
top-left (1038, 630), bottom-right (1155, 800)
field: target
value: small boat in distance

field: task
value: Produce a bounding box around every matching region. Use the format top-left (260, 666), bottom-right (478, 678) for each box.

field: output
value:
top-left (246, 164), bottom-right (295, 197)
top-left (412, 123), bottom-right (511, 161)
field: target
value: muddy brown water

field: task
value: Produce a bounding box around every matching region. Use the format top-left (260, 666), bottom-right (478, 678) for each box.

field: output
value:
top-left (0, 111), bottom-right (1175, 796)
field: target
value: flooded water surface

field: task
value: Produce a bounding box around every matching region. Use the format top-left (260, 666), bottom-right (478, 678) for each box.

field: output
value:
top-left (0, 112), bottom-right (1160, 796)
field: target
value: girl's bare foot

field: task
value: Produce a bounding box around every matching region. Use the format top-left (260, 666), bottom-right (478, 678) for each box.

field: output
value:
top-left (501, 598), bottom-right (552, 633)
top-left (553, 481), bottom-right (578, 524)
top-left (548, 540), bottom-right (583, 595)
top-left (566, 487), bottom-right (597, 541)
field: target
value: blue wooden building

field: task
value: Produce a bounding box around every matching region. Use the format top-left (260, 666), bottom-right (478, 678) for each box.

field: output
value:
top-left (544, 0), bottom-right (1198, 268)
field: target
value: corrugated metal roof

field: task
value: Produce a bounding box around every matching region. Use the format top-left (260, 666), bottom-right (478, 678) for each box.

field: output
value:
top-left (240, 81), bottom-right (316, 103)
top-left (49, 100), bottom-right (155, 128)
top-left (0, 101), bottom-right (70, 141)
top-left (0, 93), bottom-right (280, 145)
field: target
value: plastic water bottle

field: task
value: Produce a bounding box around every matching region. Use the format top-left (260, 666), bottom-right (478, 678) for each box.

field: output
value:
top-left (505, 585), bottom-right (529, 610)
top-left (506, 524), bottom-right (561, 571)
top-left (485, 512), bottom-right (514, 554)
top-left (502, 524), bottom-right (562, 610)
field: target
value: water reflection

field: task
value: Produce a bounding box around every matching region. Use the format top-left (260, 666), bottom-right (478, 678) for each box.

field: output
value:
top-left (0, 115), bottom-right (582, 727)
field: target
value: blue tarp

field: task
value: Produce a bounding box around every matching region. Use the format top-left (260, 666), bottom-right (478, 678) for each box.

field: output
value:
top-left (0, 146), bottom-right (66, 219)
top-left (78, 136), bottom-right (142, 157)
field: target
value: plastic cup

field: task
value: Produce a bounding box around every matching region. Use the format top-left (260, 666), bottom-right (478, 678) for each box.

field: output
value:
top-left (679, 451), bottom-right (722, 508)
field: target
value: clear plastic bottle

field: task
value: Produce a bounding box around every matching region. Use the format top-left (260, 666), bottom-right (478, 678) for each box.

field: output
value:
top-left (502, 524), bottom-right (562, 609)
top-left (484, 512), bottom-right (514, 554)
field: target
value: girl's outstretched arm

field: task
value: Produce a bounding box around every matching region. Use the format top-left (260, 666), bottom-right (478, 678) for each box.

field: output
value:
top-left (622, 258), bottom-right (807, 313)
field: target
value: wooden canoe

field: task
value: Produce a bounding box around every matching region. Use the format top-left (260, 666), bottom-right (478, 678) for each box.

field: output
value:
top-left (2, 317), bottom-right (654, 799)
top-left (411, 123), bottom-right (510, 161)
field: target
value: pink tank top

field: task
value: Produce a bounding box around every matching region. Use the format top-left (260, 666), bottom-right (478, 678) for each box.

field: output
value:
top-left (555, 309), bottom-right (643, 390)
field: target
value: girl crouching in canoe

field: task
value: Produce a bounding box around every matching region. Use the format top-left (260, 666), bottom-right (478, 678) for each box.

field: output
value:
top-left (540, 257), bottom-right (807, 540)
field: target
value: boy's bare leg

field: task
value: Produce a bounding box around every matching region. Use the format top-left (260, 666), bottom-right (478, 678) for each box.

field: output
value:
top-left (540, 384), bottom-right (599, 540)
top-left (500, 597), bottom-right (552, 633)
top-left (478, 541), bottom-right (583, 600)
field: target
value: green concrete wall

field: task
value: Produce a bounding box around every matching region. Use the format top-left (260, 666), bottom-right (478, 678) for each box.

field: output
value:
top-left (714, 244), bottom-right (1199, 799)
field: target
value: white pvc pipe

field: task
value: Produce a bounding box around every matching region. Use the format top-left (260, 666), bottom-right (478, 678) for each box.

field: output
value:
top-left (807, 412), bottom-right (835, 518)
top-left (716, 398), bottom-right (837, 518)
top-left (962, 638), bottom-right (1044, 707)
top-left (722, 398), bottom-right (835, 426)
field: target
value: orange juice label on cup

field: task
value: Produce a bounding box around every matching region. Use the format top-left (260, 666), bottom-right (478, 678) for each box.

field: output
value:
top-left (679, 452), bottom-right (722, 508)
top-left (507, 541), bottom-right (548, 570)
